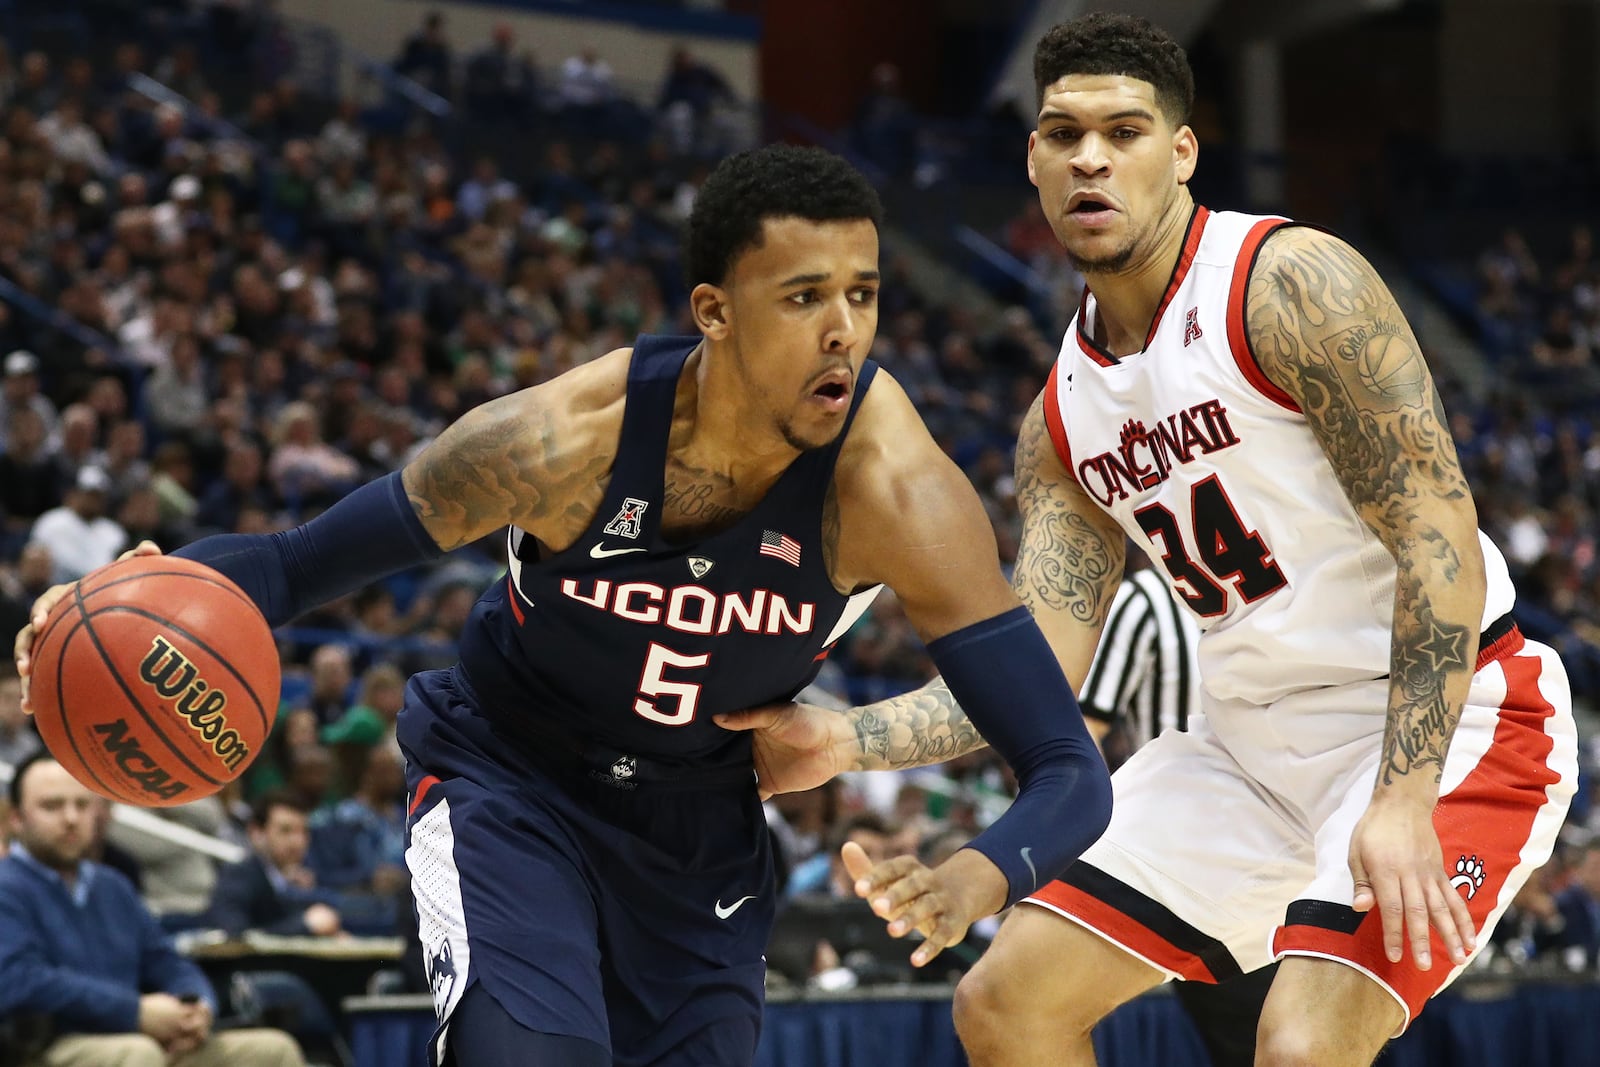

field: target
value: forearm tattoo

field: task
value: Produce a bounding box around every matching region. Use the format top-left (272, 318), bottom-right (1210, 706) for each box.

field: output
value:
top-left (845, 680), bottom-right (988, 771)
top-left (1249, 229), bottom-right (1478, 787)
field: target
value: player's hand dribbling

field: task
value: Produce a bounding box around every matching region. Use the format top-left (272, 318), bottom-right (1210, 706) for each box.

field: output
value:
top-left (841, 841), bottom-right (1007, 969)
top-left (714, 702), bottom-right (852, 800)
top-left (1348, 796), bottom-right (1476, 972)
top-left (12, 540), bottom-right (163, 715)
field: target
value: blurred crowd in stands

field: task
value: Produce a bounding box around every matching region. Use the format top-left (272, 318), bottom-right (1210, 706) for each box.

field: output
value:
top-left (0, 3), bottom-right (1596, 1025)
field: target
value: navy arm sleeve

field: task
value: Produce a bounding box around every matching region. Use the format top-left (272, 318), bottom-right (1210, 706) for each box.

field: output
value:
top-left (927, 607), bottom-right (1112, 908)
top-left (173, 471), bottom-right (444, 627)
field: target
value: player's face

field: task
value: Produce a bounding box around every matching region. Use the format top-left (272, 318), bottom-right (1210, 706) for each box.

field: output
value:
top-left (710, 216), bottom-right (880, 452)
top-left (13, 761), bottom-right (99, 872)
top-left (1027, 74), bottom-right (1197, 274)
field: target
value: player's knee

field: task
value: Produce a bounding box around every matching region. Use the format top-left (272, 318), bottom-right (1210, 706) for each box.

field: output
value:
top-left (953, 956), bottom-right (1092, 1045)
top-left (1254, 1016), bottom-right (1366, 1067)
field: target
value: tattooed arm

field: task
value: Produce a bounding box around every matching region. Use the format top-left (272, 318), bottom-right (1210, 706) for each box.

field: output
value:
top-left (403, 352), bottom-right (627, 551)
top-left (1247, 225), bottom-right (1481, 969)
top-left (147, 352), bottom-right (622, 627)
top-left (832, 392), bottom-right (1126, 771)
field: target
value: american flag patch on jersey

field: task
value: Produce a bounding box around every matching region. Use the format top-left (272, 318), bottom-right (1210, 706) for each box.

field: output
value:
top-left (759, 530), bottom-right (801, 566)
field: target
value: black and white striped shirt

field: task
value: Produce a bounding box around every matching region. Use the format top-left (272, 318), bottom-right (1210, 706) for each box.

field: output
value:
top-left (1080, 567), bottom-right (1202, 748)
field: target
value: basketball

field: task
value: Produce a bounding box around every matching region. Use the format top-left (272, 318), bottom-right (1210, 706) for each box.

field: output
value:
top-left (1358, 330), bottom-right (1424, 395)
top-left (28, 555), bottom-right (280, 807)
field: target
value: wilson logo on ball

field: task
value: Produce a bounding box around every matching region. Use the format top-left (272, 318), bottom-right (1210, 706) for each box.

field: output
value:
top-left (91, 719), bottom-right (189, 801)
top-left (138, 636), bottom-right (253, 771)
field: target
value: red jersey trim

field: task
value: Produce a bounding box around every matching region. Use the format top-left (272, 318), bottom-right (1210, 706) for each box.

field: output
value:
top-left (1042, 363), bottom-right (1075, 482)
top-left (1075, 205), bottom-right (1211, 366)
top-left (1226, 219), bottom-right (1301, 413)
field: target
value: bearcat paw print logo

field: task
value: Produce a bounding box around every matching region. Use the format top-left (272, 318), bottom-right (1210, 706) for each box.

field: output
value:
top-left (1450, 855), bottom-right (1486, 899)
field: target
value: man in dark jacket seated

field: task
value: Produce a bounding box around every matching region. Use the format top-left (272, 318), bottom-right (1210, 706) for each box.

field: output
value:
top-left (0, 752), bottom-right (302, 1067)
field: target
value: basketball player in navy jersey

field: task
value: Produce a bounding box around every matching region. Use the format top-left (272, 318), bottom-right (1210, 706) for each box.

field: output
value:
top-left (14, 145), bottom-right (1112, 1067)
top-left (720, 17), bottom-right (1576, 1067)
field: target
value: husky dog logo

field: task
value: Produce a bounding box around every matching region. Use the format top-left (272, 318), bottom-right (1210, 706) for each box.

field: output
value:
top-left (1450, 855), bottom-right (1486, 900)
top-left (603, 498), bottom-right (648, 539)
top-left (426, 937), bottom-right (458, 1018)
top-left (687, 556), bottom-right (714, 579)
top-left (610, 756), bottom-right (638, 780)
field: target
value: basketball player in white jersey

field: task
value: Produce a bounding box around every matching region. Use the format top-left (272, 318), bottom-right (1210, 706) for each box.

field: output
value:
top-left (719, 12), bottom-right (1577, 1065)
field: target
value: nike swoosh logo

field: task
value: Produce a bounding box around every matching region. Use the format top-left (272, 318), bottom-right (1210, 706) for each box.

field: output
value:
top-left (590, 544), bottom-right (647, 559)
top-left (714, 895), bottom-right (757, 919)
top-left (1020, 847), bottom-right (1038, 889)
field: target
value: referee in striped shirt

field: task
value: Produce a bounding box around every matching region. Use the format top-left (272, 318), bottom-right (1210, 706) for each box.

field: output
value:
top-left (1081, 559), bottom-right (1272, 1067)
top-left (1079, 564), bottom-right (1200, 767)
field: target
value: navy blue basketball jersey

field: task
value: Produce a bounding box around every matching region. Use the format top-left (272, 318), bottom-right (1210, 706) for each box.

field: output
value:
top-left (455, 335), bottom-right (881, 769)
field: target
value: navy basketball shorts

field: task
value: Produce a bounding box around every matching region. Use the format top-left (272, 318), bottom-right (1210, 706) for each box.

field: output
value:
top-left (397, 668), bottom-right (776, 1067)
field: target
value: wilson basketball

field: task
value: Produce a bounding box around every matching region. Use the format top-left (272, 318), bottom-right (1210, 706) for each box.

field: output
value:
top-left (29, 555), bottom-right (279, 807)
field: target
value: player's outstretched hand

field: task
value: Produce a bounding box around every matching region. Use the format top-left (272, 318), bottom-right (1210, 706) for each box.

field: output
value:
top-left (1348, 796), bottom-right (1476, 972)
top-left (715, 701), bottom-right (852, 800)
top-left (13, 540), bottom-right (163, 715)
top-left (841, 840), bottom-right (1006, 969)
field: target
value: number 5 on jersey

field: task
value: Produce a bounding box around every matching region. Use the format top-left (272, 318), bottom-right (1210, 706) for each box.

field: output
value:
top-left (635, 642), bottom-right (709, 725)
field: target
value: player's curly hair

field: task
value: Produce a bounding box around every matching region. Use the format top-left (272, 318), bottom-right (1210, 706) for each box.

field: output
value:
top-left (685, 144), bottom-right (883, 288)
top-left (1033, 13), bottom-right (1194, 125)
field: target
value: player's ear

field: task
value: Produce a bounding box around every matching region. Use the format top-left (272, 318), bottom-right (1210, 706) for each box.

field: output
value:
top-left (1173, 125), bottom-right (1198, 186)
top-left (691, 283), bottom-right (731, 339)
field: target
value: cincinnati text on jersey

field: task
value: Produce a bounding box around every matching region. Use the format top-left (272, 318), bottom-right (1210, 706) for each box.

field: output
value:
top-left (1078, 399), bottom-right (1241, 506)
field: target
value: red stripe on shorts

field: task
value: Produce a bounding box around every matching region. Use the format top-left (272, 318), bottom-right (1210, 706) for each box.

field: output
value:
top-left (1030, 879), bottom-right (1225, 983)
top-left (1274, 644), bottom-right (1560, 1020)
top-left (408, 774), bottom-right (442, 817)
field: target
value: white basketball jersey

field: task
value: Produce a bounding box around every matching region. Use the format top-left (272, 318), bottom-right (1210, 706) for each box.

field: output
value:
top-left (1044, 206), bottom-right (1515, 708)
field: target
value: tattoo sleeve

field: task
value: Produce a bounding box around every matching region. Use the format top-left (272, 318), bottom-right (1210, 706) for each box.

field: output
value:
top-left (1248, 227), bottom-right (1484, 794)
top-left (402, 394), bottom-right (609, 551)
top-left (1011, 393), bottom-right (1126, 689)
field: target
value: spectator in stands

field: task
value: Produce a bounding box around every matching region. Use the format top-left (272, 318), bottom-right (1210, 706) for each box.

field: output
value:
top-left (0, 753), bottom-right (304, 1066)
top-left (1556, 840), bottom-right (1600, 969)
top-left (36, 96), bottom-right (112, 176)
top-left (394, 10), bottom-right (454, 100)
top-left (204, 791), bottom-right (343, 940)
top-left (0, 350), bottom-right (59, 447)
top-left (558, 46), bottom-right (615, 120)
top-left (0, 408), bottom-right (62, 542)
top-left (463, 23), bottom-right (537, 123)
top-left (146, 333), bottom-right (210, 439)
top-left (0, 544), bottom-right (52, 647)
top-left (101, 420), bottom-right (152, 503)
top-left (50, 404), bottom-right (98, 489)
top-left (300, 643), bottom-right (354, 725)
top-left (308, 745), bottom-right (406, 896)
top-left (194, 439), bottom-right (275, 535)
top-left (0, 659), bottom-right (41, 770)
top-left (266, 401), bottom-right (359, 510)
top-left (657, 47), bottom-right (734, 156)
top-left (851, 62), bottom-right (916, 177)
top-left (1489, 858), bottom-right (1569, 968)
top-left (786, 812), bottom-right (896, 899)
top-left (27, 466), bottom-right (125, 585)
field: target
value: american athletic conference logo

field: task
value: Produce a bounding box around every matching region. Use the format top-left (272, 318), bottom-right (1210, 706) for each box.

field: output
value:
top-left (604, 498), bottom-right (648, 539)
